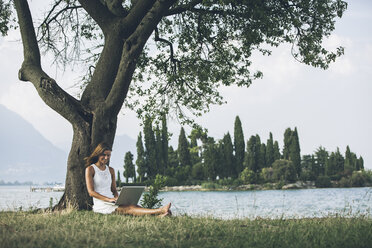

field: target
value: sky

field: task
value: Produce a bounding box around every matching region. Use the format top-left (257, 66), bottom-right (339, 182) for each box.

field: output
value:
top-left (1, 0), bottom-right (371, 169)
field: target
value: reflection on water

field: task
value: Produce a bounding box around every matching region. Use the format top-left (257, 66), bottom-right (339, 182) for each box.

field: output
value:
top-left (1, 186), bottom-right (371, 219)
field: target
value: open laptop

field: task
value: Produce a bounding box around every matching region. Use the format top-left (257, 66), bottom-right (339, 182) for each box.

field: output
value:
top-left (114, 186), bottom-right (145, 206)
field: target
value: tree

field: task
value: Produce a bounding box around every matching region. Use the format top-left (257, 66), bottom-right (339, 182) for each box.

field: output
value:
top-left (221, 132), bottom-right (234, 178)
top-left (155, 125), bottom-right (164, 174)
top-left (178, 127), bottom-right (191, 167)
top-left (136, 132), bottom-right (146, 182)
top-left (357, 156), bottom-right (364, 171)
top-left (266, 132), bottom-right (275, 167)
top-left (203, 137), bottom-right (218, 181)
top-left (244, 135), bottom-right (260, 174)
top-left (272, 159), bottom-right (296, 183)
top-left (144, 117), bottom-right (157, 179)
top-left (300, 155), bottom-right (316, 181)
top-left (123, 151), bottom-right (135, 183)
top-left (7, 0), bottom-right (347, 209)
top-left (283, 128), bottom-right (292, 160)
top-left (273, 141), bottom-right (281, 161)
top-left (234, 116), bottom-right (245, 177)
top-left (116, 170), bottom-right (121, 187)
top-left (161, 114), bottom-right (169, 170)
top-left (289, 127), bottom-right (301, 177)
top-left (314, 146), bottom-right (329, 176)
top-left (344, 145), bottom-right (355, 174)
top-left (259, 143), bottom-right (267, 169)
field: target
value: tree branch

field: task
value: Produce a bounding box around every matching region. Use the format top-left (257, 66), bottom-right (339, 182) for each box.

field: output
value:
top-left (105, 0), bottom-right (127, 17)
top-left (14, 0), bottom-right (91, 125)
top-left (165, 0), bottom-right (202, 16)
top-left (105, 0), bottom-right (178, 115)
top-left (154, 28), bottom-right (179, 75)
top-left (120, 0), bottom-right (156, 36)
top-left (78, 0), bottom-right (115, 32)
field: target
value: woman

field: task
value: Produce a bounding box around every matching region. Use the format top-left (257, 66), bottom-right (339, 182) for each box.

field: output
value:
top-left (85, 142), bottom-right (171, 216)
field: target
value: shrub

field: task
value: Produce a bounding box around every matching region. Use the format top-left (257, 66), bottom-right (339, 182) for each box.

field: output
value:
top-left (201, 182), bottom-right (220, 190)
top-left (315, 175), bottom-right (332, 188)
top-left (339, 177), bottom-right (351, 188)
top-left (351, 172), bottom-right (366, 187)
top-left (272, 159), bottom-right (297, 183)
top-left (239, 168), bottom-right (256, 184)
top-left (260, 167), bottom-right (274, 183)
top-left (140, 174), bottom-right (166, 209)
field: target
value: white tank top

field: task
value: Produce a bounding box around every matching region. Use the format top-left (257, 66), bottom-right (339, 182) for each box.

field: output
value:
top-left (92, 164), bottom-right (113, 198)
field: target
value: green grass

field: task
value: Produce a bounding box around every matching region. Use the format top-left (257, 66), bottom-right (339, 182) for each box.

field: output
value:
top-left (1, 210), bottom-right (371, 248)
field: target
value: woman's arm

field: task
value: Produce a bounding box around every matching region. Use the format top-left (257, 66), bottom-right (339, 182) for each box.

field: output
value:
top-left (85, 166), bottom-right (117, 202)
top-left (109, 167), bottom-right (119, 198)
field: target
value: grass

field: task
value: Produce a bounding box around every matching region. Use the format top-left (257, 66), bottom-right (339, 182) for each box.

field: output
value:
top-left (0, 210), bottom-right (371, 248)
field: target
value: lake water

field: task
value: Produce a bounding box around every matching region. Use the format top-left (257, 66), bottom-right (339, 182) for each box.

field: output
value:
top-left (0, 186), bottom-right (371, 219)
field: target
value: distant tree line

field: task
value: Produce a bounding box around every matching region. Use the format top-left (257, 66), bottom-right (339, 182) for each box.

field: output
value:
top-left (118, 116), bottom-right (368, 187)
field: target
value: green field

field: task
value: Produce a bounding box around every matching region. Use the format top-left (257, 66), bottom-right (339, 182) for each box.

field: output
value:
top-left (1, 210), bottom-right (371, 248)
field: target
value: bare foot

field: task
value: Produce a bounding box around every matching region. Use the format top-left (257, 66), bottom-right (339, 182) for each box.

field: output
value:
top-left (158, 210), bottom-right (171, 218)
top-left (161, 203), bottom-right (171, 214)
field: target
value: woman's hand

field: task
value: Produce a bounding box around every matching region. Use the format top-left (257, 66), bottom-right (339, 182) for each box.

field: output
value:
top-left (108, 196), bottom-right (118, 203)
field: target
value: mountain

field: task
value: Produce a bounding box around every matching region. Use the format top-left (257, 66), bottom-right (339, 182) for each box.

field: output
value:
top-left (0, 104), bottom-right (137, 183)
top-left (0, 104), bottom-right (67, 184)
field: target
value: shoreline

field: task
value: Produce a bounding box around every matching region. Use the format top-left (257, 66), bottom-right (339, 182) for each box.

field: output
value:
top-left (161, 181), bottom-right (317, 192)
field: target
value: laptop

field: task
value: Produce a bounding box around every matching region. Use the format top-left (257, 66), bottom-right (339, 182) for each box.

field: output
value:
top-left (114, 186), bottom-right (145, 206)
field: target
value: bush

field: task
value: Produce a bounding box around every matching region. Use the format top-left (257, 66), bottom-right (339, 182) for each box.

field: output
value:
top-left (272, 159), bottom-right (297, 183)
top-left (351, 172), bottom-right (366, 187)
top-left (315, 175), bottom-right (332, 188)
top-left (339, 177), bottom-right (351, 188)
top-left (239, 168), bottom-right (256, 184)
top-left (217, 177), bottom-right (235, 186)
top-left (260, 167), bottom-right (274, 183)
top-left (360, 170), bottom-right (372, 184)
top-left (140, 174), bottom-right (166, 209)
top-left (201, 182), bottom-right (221, 190)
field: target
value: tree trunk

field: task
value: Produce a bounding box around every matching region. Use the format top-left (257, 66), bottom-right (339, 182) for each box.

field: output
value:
top-left (55, 115), bottom-right (118, 210)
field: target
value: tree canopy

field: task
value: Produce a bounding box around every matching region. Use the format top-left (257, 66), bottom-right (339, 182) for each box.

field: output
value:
top-left (2, 0), bottom-right (348, 209)
top-left (3, 0), bottom-right (347, 122)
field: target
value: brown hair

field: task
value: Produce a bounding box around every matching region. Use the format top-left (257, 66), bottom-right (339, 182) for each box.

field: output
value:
top-left (84, 142), bottom-right (112, 167)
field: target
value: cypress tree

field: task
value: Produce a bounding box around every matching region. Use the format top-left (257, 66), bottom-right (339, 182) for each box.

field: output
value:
top-left (161, 114), bottom-right (168, 170)
top-left (155, 125), bottom-right (163, 174)
top-left (334, 147), bottom-right (345, 175)
top-left (167, 146), bottom-right (178, 168)
top-left (325, 152), bottom-right (337, 177)
top-left (123, 151), bottom-right (135, 183)
top-left (144, 117), bottom-right (157, 179)
top-left (178, 127), bottom-right (191, 167)
top-left (234, 116), bottom-right (245, 177)
top-left (116, 170), bottom-right (122, 187)
top-left (203, 138), bottom-right (218, 181)
top-left (289, 127), bottom-right (301, 178)
top-left (136, 132), bottom-right (146, 182)
top-left (344, 145), bottom-right (354, 174)
top-left (273, 141), bottom-right (281, 161)
top-left (222, 132), bottom-right (234, 178)
top-left (283, 128), bottom-right (292, 160)
top-left (244, 135), bottom-right (260, 174)
top-left (259, 143), bottom-right (267, 169)
top-left (189, 128), bottom-right (201, 166)
top-left (266, 132), bottom-right (275, 167)
top-left (357, 156), bottom-right (364, 171)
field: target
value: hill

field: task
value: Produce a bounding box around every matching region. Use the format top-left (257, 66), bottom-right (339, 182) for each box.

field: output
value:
top-left (0, 104), bottom-right (67, 184)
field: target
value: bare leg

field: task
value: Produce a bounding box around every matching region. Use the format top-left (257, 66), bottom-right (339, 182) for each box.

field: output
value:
top-left (115, 203), bottom-right (171, 216)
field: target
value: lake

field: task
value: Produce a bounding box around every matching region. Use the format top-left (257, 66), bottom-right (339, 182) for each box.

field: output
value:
top-left (0, 186), bottom-right (371, 219)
